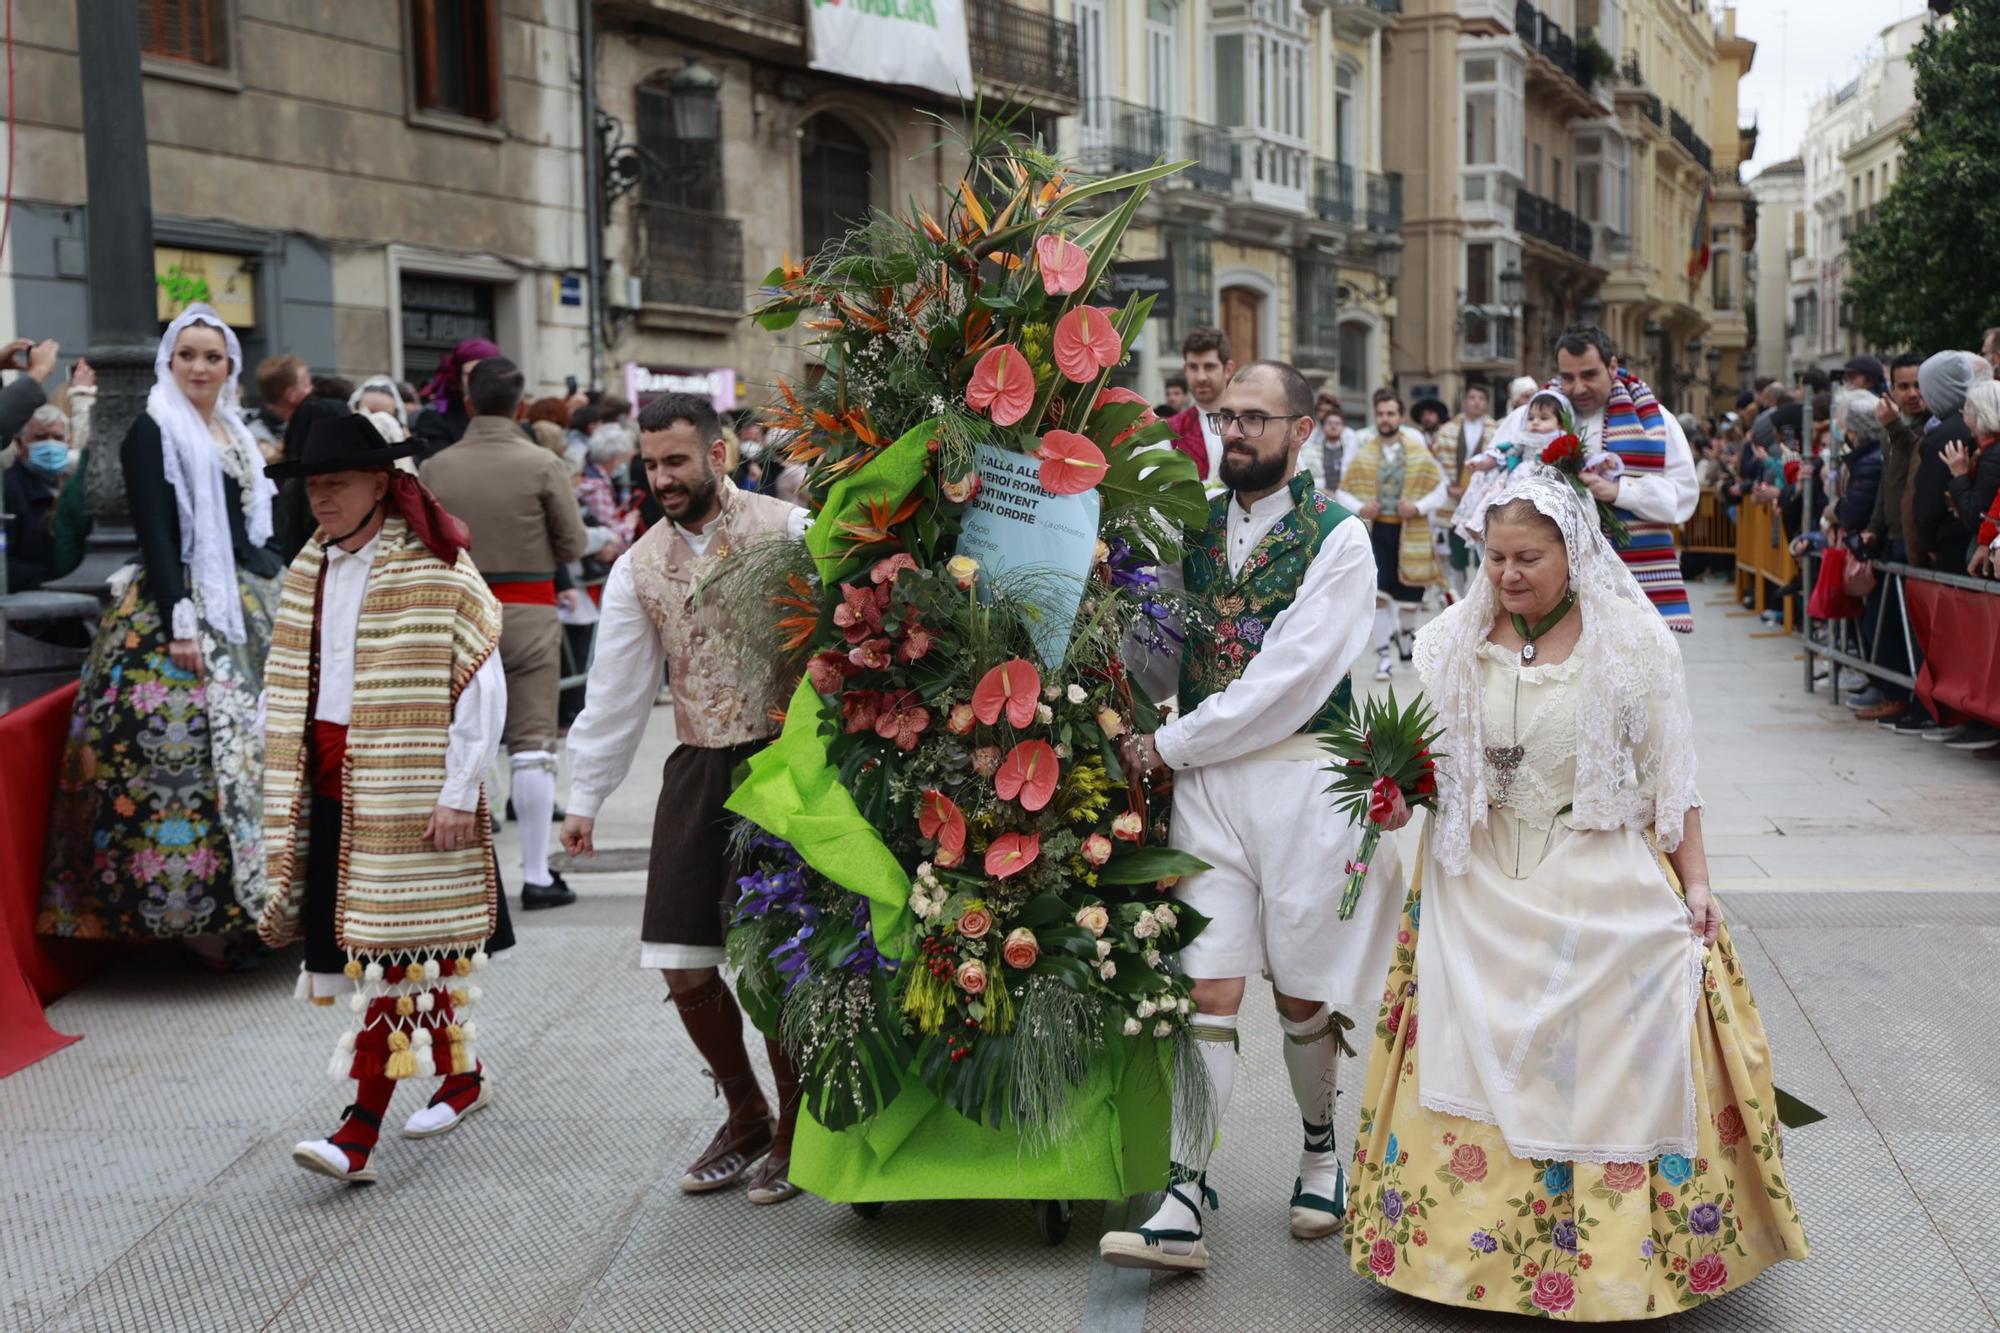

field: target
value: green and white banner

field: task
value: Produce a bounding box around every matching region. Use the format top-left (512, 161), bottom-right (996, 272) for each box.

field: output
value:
top-left (808, 0), bottom-right (972, 100)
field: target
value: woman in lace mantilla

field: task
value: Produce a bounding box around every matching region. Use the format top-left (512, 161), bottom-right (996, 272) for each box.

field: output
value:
top-left (1345, 470), bottom-right (1807, 1320)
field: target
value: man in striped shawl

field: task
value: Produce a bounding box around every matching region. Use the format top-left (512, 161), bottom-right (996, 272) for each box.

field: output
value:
top-left (1551, 325), bottom-right (1700, 631)
top-left (257, 415), bottom-right (510, 1184)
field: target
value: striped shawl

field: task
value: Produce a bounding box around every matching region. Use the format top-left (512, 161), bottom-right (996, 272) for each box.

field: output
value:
top-left (257, 517), bottom-right (503, 955)
top-left (1343, 431), bottom-right (1445, 587)
top-left (1599, 369), bottom-right (1693, 633)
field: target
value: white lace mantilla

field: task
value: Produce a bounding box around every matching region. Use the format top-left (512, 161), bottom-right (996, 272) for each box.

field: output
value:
top-left (1413, 470), bottom-right (1700, 877)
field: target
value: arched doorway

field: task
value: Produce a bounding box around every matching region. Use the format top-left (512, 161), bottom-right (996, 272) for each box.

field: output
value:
top-left (1220, 284), bottom-right (1263, 364)
top-left (800, 113), bottom-right (875, 260)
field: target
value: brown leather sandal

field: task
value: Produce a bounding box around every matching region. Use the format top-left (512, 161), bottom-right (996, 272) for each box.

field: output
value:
top-left (680, 1110), bottom-right (773, 1194)
top-left (745, 1153), bottom-right (801, 1205)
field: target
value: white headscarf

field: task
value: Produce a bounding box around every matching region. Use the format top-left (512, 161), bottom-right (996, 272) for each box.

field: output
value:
top-left (349, 374), bottom-right (408, 427)
top-left (1414, 468), bottom-right (1700, 876)
top-left (148, 305), bottom-right (275, 644)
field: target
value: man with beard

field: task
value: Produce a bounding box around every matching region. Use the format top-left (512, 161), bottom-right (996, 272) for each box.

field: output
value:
top-left (420, 358), bottom-right (589, 910)
top-left (1166, 327), bottom-right (1236, 486)
top-left (1100, 361), bottom-right (1403, 1274)
top-left (1335, 388), bottom-right (1447, 680)
top-left (560, 392), bottom-right (810, 1206)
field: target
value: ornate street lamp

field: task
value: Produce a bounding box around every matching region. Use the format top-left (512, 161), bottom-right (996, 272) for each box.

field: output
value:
top-left (1498, 264), bottom-right (1525, 310)
top-left (1374, 236), bottom-right (1403, 294)
top-left (668, 57), bottom-right (723, 143)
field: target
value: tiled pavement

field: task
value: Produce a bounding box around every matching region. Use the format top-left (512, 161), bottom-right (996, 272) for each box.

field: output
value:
top-left (5, 586), bottom-right (1996, 1332)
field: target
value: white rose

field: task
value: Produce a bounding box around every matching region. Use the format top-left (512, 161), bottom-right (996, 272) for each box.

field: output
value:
top-left (1099, 960), bottom-right (1117, 980)
top-left (1037, 703), bottom-right (1054, 725)
top-left (1133, 912), bottom-right (1161, 940)
top-left (1153, 1020), bottom-right (1175, 1038)
top-left (908, 890), bottom-right (931, 917)
top-left (1066, 684), bottom-right (1088, 704)
top-left (1076, 904), bottom-right (1110, 936)
top-left (1096, 938), bottom-right (1114, 959)
top-left (1122, 1017), bottom-right (1142, 1037)
top-left (1144, 949), bottom-right (1162, 968)
top-left (1135, 999), bottom-right (1156, 1019)
top-left (1043, 685), bottom-right (1062, 701)
top-left (1154, 904), bottom-right (1177, 929)
top-left (1055, 743), bottom-right (1071, 760)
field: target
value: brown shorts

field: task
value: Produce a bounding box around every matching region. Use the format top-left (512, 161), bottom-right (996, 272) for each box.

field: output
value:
top-left (498, 602), bottom-right (562, 754)
top-left (641, 741), bottom-right (766, 955)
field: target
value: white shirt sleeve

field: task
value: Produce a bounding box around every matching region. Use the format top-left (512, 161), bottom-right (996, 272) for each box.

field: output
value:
top-left (437, 653), bottom-right (507, 812)
top-left (1153, 517), bottom-right (1376, 770)
top-left (562, 556), bottom-right (667, 820)
top-left (786, 505), bottom-right (811, 541)
top-left (1413, 478), bottom-right (1452, 517)
top-left (1614, 411), bottom-right (1699, 524)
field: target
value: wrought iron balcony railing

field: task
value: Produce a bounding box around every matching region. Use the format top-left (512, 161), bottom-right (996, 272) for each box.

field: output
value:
top-left (636, 203), bottom-right (744, 312)
top-left (967, 0), bottom-right (1079, 108)
top-left (1669, 108), bottom-right (1713, 173)
top-left (1076, 99), bottom-right (1233, 194)
top-left (1515, 189), bottom-right (1592, 261)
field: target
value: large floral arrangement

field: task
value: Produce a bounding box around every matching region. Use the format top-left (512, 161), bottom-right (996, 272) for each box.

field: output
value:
top-left (721, 120), bottom-right (1214, 1145)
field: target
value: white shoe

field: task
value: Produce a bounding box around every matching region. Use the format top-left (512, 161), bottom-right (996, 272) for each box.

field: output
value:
top-left (291, 1138), bottom-right (377, 1184)
top-left (402, 1075), bottom-right (492, 1139)
top-left (1374, 653), bottom-right (1393, 683)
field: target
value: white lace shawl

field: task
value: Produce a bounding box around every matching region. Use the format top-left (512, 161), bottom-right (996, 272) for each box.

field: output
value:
top-left (1414, 469), bottom-right (1700, 875)
top-left (147, 305), bottom-right (274, 644)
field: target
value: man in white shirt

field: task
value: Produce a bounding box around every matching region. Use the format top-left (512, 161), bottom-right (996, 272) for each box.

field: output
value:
top-left (560, 393), bottom-right (810, 1207)
top-left (1099, 361), bottom-right (1403, 1275)
top-left (1335, 389), bottom-right (1451, 679)
top-left (256, 414), bottom-right (510, 1183)
top-left (1431, 382), bottom-right (1496, 598)
top-left (1550, 325), bottom-right (1700, 631)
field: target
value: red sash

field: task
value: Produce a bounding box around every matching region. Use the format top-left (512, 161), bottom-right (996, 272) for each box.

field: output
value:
top-left (488, 579), bottom-right (557, 606)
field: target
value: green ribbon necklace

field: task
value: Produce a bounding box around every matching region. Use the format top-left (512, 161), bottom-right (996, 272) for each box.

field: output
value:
top-left (1510, 592), bottom-right (1576, 666)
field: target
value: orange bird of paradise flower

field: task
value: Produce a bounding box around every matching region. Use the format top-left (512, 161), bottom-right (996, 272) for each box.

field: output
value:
top-left (836, 492), bottom-right (923, 548)
top-left (771, 574), bottom-right (822, 652)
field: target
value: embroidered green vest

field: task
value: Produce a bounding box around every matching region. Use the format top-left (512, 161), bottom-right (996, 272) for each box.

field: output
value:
top-left (1180, 473), bottom-right (1357, 735)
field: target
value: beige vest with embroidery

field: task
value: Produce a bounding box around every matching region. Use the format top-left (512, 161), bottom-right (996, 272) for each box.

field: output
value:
top-left (628, 479), bottom-right (799, 749)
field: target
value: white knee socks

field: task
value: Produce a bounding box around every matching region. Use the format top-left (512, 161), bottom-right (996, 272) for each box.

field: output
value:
top-left (511, 752), bottom-right (557, 886)
top-left (1139, 1012), bottom-right (1238, 1237)
top-left (1279, 1003), bottom-right (1346, 1202)
top-left (1371, 605), bottom-right (1395, 657)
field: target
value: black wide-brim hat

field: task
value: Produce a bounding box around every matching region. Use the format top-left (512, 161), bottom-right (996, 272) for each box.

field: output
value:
top-left (263, 413), bottom-right (419, 479)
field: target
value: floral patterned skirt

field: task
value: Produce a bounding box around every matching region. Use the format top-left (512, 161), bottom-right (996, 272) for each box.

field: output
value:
top-left (38, 565), bottom-right (279, 941)
top-left (1344, 856), bottom-right (1811, 1320)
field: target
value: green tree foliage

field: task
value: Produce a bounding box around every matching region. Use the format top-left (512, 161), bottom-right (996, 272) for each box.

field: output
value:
top-left (1846, 8), bottom-right (2000, 353)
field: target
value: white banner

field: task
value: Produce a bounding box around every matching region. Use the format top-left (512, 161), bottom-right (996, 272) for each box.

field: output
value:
top-left (808, 0), bottom-right (973, 100)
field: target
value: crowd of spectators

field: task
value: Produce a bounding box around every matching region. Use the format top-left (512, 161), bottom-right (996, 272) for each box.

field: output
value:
top-left (1685, 331), bottom-right (2000, 753)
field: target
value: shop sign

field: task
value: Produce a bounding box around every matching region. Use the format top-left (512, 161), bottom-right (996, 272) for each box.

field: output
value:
top-left (625, 363), bottom-right (739, 414)
top-left (808, 0), bottom-right (972, 99)
top-left (155, 248), bottom-right (257, 327)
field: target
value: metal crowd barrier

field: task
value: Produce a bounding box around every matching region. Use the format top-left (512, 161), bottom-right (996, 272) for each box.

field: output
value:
top-left (1798, 557), bottom-right (1998, 703)
top-left (1681, 489), bottom-right (1736, 559)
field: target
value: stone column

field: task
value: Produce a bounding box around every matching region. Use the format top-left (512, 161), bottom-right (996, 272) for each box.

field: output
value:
top-left (43, 0), bottom-right (158, 597)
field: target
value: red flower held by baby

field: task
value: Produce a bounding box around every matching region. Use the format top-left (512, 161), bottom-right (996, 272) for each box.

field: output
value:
top-left (1540, 432), bottom-right (1584, 467)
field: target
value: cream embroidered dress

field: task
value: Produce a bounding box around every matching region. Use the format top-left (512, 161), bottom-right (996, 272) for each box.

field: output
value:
top-left (1345, 471), bottom-right (1809, 1320)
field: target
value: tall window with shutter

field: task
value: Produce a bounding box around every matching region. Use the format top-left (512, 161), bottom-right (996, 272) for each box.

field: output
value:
top-left (139, 0), bottom-right (228, 67)
top-left (410, 0), bottom-right (502, 124)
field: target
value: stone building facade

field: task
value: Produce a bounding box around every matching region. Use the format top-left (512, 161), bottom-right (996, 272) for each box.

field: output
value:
top-left (1, 1), bottom-right (590, 400)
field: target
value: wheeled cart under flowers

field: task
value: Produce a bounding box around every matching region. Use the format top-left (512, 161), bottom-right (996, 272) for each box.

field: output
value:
top-left (712, 119), bottom-right (1218, 1238)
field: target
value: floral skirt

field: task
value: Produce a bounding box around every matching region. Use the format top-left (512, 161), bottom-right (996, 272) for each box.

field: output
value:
top-left (38, 566), bottom-right (279, 941)
top-left (1343, 859), bottom-right (1811, 1320)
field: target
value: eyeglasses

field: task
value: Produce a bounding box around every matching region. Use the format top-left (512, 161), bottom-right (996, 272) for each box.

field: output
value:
top-left (1205, 411), bottom-right (1307, 439)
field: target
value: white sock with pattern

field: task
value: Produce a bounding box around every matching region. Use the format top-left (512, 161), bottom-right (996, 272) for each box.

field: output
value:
top-left (1372, 606), bottom-right (1395, 657)
top-left (1279, 1003), bottom-right (1345, 1208)
top-left (1135, 1012), bottom-right (1237, 1240)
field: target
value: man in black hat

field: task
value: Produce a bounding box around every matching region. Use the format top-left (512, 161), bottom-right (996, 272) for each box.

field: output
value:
top-left (256, 415), bottom-right (517, 1181)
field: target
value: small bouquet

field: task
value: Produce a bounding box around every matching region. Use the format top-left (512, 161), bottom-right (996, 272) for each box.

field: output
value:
top-left (1320, 690), bottom-right (1442, 920)
top-left (1538, 432), bottom-right (1632, 545)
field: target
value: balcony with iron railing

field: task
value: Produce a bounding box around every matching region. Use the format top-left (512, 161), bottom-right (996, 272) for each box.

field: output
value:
top-left (1515, 189), bottom-right (1592, 262)
top-left (1229, 131), bottom-right (1311, 215)
top-left (1366, 171), bottom-right (1404, 233)
top-left (1668, 108), bottom-right (1713, 174)
top-left (967, 0), bottom-right (1080, 111)
top-left (636, 202), bottom-right (744, 312)
top-left (1330, 0), bottom-right (1400, 37)
top-left (1514, 0), bottom-right (1581, 88)
top-left (1461, 309), bottom-right (1519, 365)
top-left (1076, 99), bottom-right (1233, 195)
top-left (1311, 161), bottom-right (1403, 233)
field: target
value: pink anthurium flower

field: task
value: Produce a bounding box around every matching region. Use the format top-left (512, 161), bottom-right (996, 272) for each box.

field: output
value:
top-left (984, 831), bottom-right (1042, 880)
top-left (1035, 233), bottom-right (1089, 296)
top-left (994, 739), bottom-right (1061, 812)
top-left (972, 658), bottom-right (1041, 728)
top-left (918, 789), bottom-right (967, 857)
top-left (1037, 430), bottom-right (1109, 495)
top-left (1052, 305), bottom-right (1123, 384)
top-left (965, 344), bottom-right (1036, 426)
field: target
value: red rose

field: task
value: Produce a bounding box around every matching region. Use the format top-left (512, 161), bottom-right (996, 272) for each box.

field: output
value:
top-left (1367, 1238), bottom-right (1397, 1277)
top-left (1367, 777), bottom-right (1411, 829)
top-left (1687, 1253), bottom-right (1729, 1294)
top-left (1403, 1014), bottom-right (1418, 1048)
top-left (1532, 1199), bottom-right (1547, 1216)
top-left (1386, 1001), bottom-right (1405, 1039)
top-left (1448, 1143), bottom-right (1488, 1183)
top-left (1531, 1270), bottom-right (1576, 1314)
top-left (1601, 1161), bottom-right (1647, 1193)
top-left (1714, 1104), bottom-right (1747, 1146)
top-left (1471, 1285), bottom-right (1485, 1300)
top-left (1657, 1190), bottom-right (1675, 1209)
top-left (1673, 1256), bottom-right (1688, 1272)
top-left (1579, 1253), bottom-right (1593, 1269)
top-left (1523, 1261), bottom-right (1540, 1278)
top-left (1412, 1229), bottom-right (1428, 1246)
top-left (1540, 432), bottom-right (1583, 466)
